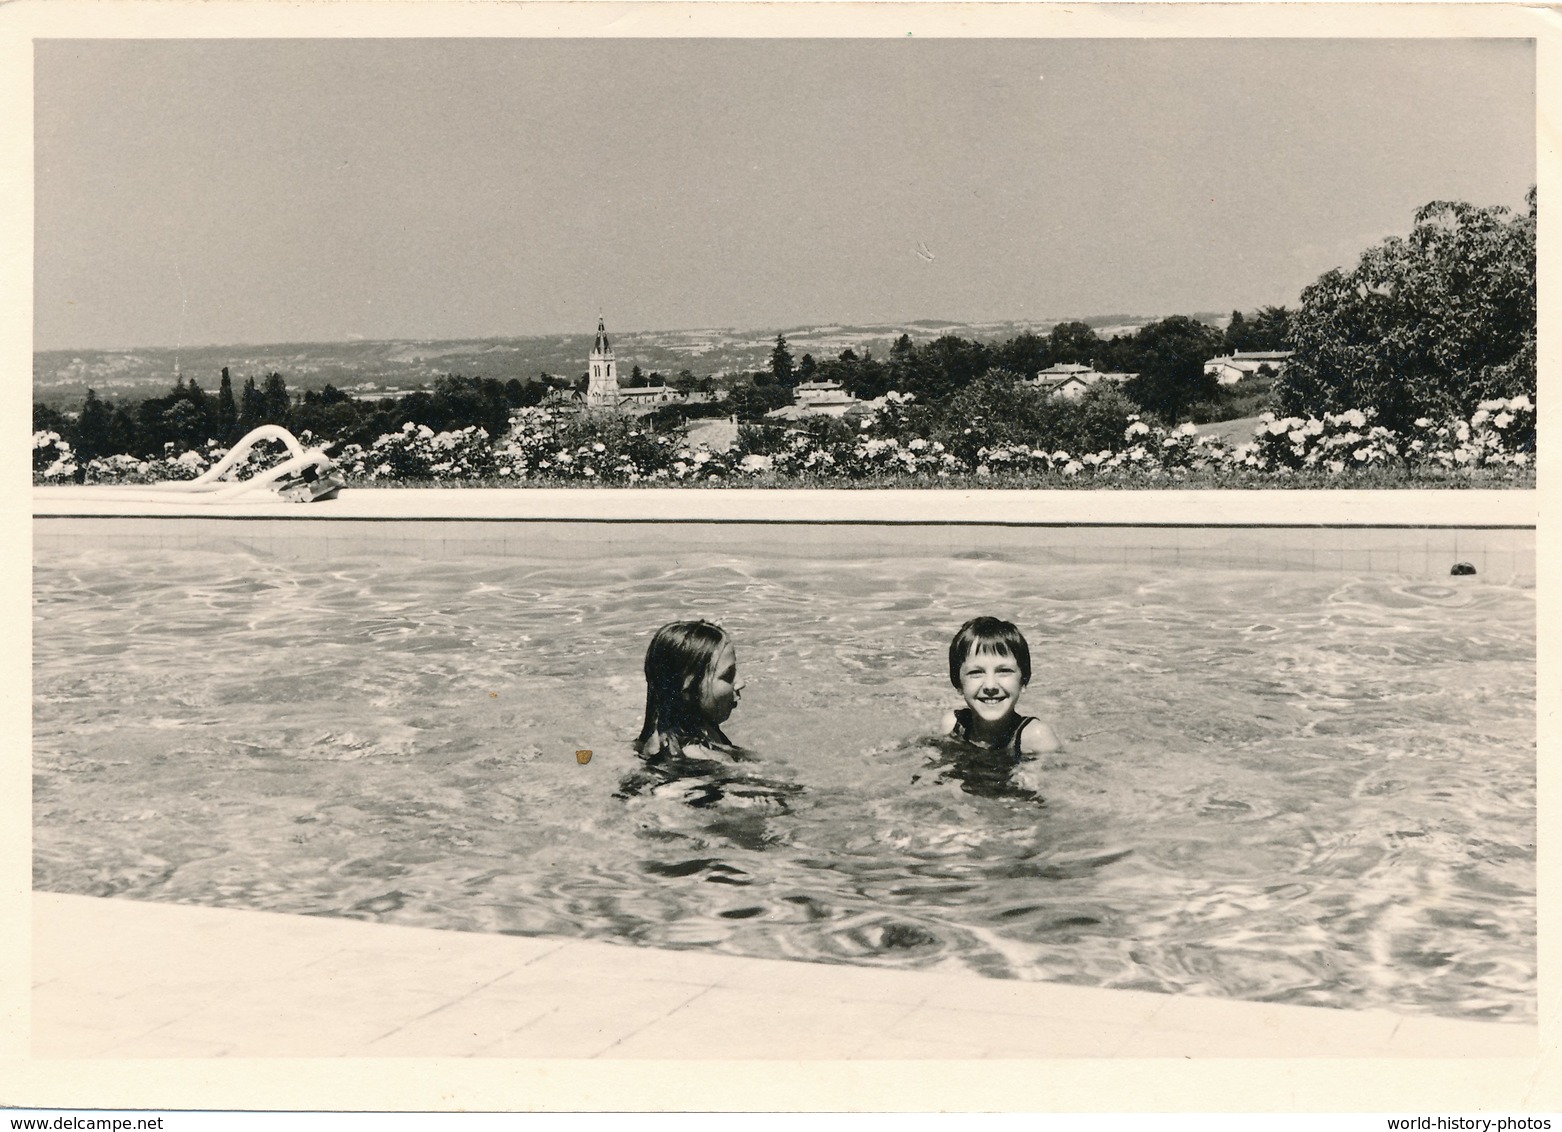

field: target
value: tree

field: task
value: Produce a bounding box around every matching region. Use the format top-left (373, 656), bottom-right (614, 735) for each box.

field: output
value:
top-left (1224, 306), bottom-right (1290, 353)
top-left (34, 401), bottom-right (69, 435)
top-left (727, 377), bottom-right (791, 421)
top-left (1223, 310), bottom-right (1249, 354)
top-left (216, 367), bottom-right (238, 442)
top-left (238, 376), bottom-right (265, 432)
top-left (1047, 321), bottom-right (1102, 366)
top-left (161, 398), bottom-right (206, 452)
top-left (899, 334), bottom-right (992, 404)
top-left (798, 353), bottom-right (817, 383)
top-left (74, 388), bottom-right (115, 461)
top-left (1119, 316), bottom-right (1224, 423)
top-left (770, 334), bottom-right (796, 388)
top-left (628, 364), bottom-right (648, 388)
top-left (1250, 306), bottom-right (1291, 351)
top-left (260, 373), bottom-right (292, 427)
top-left (993, 331), bottom-right (1050, 379)
top-left (1278, 190), bottom-right (1535, 430)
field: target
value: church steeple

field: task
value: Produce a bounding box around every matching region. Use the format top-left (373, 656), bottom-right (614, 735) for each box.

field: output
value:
top-left (586, 314), bottom-right (619, 408)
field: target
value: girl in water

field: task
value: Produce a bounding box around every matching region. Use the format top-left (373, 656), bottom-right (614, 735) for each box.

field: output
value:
top-left (634, 619), bottom-right (744, 760)
top-left (617, 621), bottom-right (800, 827)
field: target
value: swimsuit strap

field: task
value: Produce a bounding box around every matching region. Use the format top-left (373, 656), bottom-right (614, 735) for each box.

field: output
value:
top-left (953, 709), bottom-right (1034, 756)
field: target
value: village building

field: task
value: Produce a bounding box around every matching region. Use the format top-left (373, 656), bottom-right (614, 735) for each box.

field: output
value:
top-left (581, 316), bottom-right (691, 414)
top-left (1203, 350), bottom-right (1293, 385)
top-left (540, 387), bottom-right (584, 410)
top-left (1029, 364), bottom-right (1136, 401)
top-left (767, 379), bottom-right (862, 420)
top-left (617, 383), bottom-right (682, 408)
top-left (585, 317), bottom-right (620, 409)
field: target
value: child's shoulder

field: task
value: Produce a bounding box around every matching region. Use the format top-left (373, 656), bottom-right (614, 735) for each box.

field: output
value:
top-left (1017, 716), bottom-right (1061, 755)
top-left (938, 707), bottom-right (961, 735)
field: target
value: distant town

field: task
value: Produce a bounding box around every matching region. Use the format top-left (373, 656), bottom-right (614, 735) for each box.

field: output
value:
top-left (31, 313), bottom-right (1191, 408)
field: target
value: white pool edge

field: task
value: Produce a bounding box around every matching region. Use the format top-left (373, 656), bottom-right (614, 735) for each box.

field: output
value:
top-left (32, 485), bottom-right (1541, 526)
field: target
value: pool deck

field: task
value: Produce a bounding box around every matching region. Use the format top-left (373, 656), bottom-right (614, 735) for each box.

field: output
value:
top-left (33, 891), bottom-right (1537, 1061)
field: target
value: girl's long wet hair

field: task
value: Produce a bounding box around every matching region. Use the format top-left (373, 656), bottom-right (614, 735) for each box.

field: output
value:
top-left (635, 620), bottom-right (731, 760)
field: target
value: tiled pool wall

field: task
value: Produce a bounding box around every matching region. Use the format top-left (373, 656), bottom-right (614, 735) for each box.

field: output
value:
top-left (32, 517), bottom-right (1536, 582)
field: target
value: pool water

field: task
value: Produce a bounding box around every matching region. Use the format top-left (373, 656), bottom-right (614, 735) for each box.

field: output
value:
top-left (32, 543), bottom-right (1536, 1020)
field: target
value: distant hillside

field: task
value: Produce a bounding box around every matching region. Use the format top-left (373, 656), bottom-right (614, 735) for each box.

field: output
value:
top-left (33, 315), bottom-right (1170, 407)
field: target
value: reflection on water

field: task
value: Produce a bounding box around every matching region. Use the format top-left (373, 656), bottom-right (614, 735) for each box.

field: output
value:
top-left (33, 548), bottom-right (1535, 1019)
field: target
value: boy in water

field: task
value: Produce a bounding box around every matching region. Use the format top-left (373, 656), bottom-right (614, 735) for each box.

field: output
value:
top-left (931, 616), bottom-right (1060, 797)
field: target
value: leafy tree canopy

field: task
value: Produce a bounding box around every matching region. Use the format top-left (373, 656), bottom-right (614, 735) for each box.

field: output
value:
top-left (1277, 190), bottom-right (1536, 430)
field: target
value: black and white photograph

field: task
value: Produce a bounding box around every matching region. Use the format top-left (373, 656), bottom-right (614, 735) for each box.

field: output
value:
top-left (11, 1), bottom-right (1551, 1118)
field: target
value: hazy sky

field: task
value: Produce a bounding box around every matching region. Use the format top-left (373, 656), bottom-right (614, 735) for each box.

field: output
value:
top-left (34, 37), bottom-right (1534, 351)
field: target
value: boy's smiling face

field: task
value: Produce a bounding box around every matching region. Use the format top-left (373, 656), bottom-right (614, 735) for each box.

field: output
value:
top-left (958, 644), bottom-right (1027, 725)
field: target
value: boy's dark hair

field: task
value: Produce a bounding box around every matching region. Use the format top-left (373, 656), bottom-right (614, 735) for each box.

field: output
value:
top-left (948, 616), bottom-right (1031, 688)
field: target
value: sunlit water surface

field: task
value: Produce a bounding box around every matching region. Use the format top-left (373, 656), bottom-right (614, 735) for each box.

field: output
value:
top-left (33, 546), bottom-right (1535, 1020)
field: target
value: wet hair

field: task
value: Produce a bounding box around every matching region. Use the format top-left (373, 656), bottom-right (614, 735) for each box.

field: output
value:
top-left (635, 620), bottom-right (732, 759)
top-left (948, 616), bottom-right (1032, 688)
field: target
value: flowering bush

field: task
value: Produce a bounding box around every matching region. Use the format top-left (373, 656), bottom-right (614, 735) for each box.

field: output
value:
top-left (34, 397), bottom-right (1536, 488)
top-left (494, 408), bottom-right (735, 483)
top-left (33, 431), bottom-right (76, 481)
top-left (32, 433), bottom-right (301, 485)
top-left (1403, 395), bottom-right (1534, 471)
top-left (338, 423), bottom-right (497, 482)
top-left (1239, 408), bottom-right (1401, 474)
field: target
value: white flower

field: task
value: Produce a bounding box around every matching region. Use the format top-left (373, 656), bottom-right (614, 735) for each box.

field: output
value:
top-left (1494, 412), bottom-right (1514, 430)
top-left (1414, 417), bottom-right (1432, 429)
top-left (1471, 409), bottom-right (1490, 427)
top-left (1342, 409), bottom-right (1367, 429)
top-left (1126, 421), bottom-right (1151, 438)
top-left (1508, 395), bottom-right (1533, 411)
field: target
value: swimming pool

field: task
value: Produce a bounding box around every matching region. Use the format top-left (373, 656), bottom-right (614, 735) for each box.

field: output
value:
top-left (32, 519), bottom-right (1536, 1021)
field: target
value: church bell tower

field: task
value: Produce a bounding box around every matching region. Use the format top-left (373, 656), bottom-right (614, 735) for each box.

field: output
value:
top-left (586, 316), bottom-right (619, 409)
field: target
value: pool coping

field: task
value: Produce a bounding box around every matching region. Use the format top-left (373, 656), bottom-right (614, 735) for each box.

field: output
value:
top-left (31, 486), bottom-right (1540, 526)
top-left (31, 890), bottom-right (1539, 1066)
